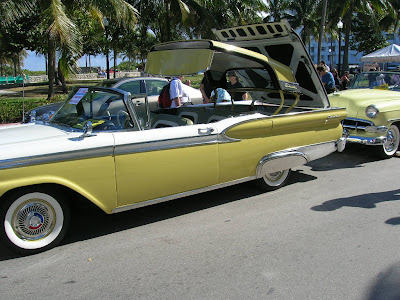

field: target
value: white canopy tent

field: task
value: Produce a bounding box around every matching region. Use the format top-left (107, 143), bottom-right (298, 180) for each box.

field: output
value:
top-left (360, 44), bottom-right (400, 62)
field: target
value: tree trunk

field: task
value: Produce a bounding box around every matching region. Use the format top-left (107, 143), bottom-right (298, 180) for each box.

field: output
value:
top-left (317, 0), bottom-right (328, 64)
top-left (57, 60), bottom-right (68, 93)
top-left (113, 48), bottom-right (117, 78)
top-left (343, 4), bottom-right (353, 75)
top-left (13, 53), bottom-right (17, 77)
top-left (164, 0), bottom-right (171, 42)
top-left (47, 36), bottom-right (56, 100)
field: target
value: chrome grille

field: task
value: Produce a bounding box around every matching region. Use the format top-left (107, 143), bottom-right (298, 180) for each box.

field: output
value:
top-left (342, 118), bottom-right (374, 131)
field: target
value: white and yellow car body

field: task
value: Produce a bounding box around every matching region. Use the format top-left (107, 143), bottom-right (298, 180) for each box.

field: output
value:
top-left (0, 21), bottom-right (346, 254)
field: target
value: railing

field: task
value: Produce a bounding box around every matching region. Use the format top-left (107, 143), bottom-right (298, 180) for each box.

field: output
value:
top-left (0, 75), bottom-right (29, 85)
top-left (0, 72), bottom-right (141, 85)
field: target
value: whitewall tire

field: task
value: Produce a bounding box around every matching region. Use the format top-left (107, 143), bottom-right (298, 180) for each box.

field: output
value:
top-left (254, 169), bottom-right (291, 191)
top-left (0, 189), bottom-right (70, 254)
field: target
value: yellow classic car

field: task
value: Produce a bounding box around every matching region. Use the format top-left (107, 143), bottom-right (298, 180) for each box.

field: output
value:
top-left (0, 21), bottom-right (346, 254)
top-left (329, 71), bottom-right (400, 158)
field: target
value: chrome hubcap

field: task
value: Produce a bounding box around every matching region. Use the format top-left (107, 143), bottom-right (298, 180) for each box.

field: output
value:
top-left (13, 201), bottom-right (55, 240)
top-left (385, 129), bottom-right (398, 152)
top-left (266, 171), bottom-right (284, 182)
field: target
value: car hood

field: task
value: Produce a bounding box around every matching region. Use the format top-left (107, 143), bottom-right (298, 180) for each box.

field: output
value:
top-left (0, 123), bottom-right (69, 146)
top-left (0, 123), bottom-right (76, 161)
top-left (328, 89), bottom-right (400, 118)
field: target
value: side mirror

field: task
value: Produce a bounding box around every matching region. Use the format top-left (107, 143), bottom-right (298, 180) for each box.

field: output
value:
top-left (80, 120), bottom-right (93, 138)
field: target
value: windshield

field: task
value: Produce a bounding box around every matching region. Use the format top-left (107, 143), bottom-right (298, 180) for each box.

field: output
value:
top-left (49, 88), bottom-right (135, 131)
top-left (348, 72), bottom-right (400, 91)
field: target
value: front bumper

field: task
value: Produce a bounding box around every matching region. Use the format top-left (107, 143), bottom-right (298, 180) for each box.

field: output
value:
top-left (342, 118), bottom-right (388, 146)
top-left (346, 135), bottom-right (387, 145)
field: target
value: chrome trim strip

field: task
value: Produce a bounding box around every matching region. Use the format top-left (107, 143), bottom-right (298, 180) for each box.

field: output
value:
top-left (0, 134), bottom-right (227, 170)
top-left (114, 134), bottom-right (219, 155)
top-left (112, 176), bottom-right (256, 213)
top-left (221, 107), bottom-right (346, 136)
top-left (343, 117), bottom-right (374, 125)
top-left (0, 146), bottom-right (114, 170)
top-left (388, 118), bottom-right (400, 123)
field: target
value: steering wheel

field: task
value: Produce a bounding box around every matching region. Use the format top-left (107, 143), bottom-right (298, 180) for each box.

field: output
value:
top-left (116, 110), bottom-right (130, 128)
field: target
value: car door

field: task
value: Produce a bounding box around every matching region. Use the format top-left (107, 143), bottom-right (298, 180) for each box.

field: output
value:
top-left (113, 121), bottom-right (219, 208)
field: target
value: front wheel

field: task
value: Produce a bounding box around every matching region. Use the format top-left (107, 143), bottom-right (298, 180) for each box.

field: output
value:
top-left (0, 189), bottom-right (70, 255)
top-left (254, 169), bottom-right (291, 192)
top-left (376, 124), bottom-right (400, 158)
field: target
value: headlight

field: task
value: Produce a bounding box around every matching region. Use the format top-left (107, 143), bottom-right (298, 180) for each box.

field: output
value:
top-left (365, 105), bottom-right (379, 118)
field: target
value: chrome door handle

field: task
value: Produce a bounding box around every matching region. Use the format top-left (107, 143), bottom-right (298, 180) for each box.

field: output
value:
top-left (198, 127), bottom-right (214, 134)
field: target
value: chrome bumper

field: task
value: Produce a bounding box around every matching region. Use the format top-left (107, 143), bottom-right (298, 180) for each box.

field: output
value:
top-left (347, 135), bottom-right (387, 145)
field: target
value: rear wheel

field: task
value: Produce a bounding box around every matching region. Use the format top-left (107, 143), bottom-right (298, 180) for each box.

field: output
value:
top-left (0, 189), bottom-right (70, 255)
top-left (254, 169), bottom-right (291, 191)
top-left (376, 124), bottom-right (400, 158)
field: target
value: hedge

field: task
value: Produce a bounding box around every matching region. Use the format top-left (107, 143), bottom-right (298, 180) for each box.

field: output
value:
top-left (0, 96), bottom-right (64, 123)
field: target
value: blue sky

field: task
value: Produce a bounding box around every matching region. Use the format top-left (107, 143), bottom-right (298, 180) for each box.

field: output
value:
top-left (24, 51), bottom-right (118, 71)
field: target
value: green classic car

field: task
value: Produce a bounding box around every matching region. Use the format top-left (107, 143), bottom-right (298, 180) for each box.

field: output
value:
top-left (329, 71), bottom-right (400, 158)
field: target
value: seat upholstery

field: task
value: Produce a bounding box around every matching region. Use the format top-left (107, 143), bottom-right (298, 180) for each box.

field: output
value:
top-left (150, 113), bottom-right (194, 128)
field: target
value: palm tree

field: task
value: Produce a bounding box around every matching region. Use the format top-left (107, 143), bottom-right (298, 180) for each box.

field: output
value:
top-left (265, 0), bottom-right (291, 22)
top-left (339, 0), bottom-right (393, 73)
top-left (286, 0), bottom-right (320, 44)
top-left (317, 0), bottom-right (328, 63)
top-left (2, 0), bottom-right (138, 99)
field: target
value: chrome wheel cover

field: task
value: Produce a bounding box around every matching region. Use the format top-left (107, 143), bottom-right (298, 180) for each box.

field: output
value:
top-left (12, 200), bottom-right (56, 241)
top-left (384, 125), bottom-right (400, 155)
top-left (265, 171), bottom-right (285, 182)
top-left (263, 170), bottom-right (289, 187)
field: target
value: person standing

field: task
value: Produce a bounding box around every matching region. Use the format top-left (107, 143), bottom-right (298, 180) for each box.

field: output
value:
top-left (340, 71), bottom-right (350, 90)
top-left (331, 68), bottom-right (340, 89)
top-left (169, 76), bottom-right (190, 108)
top-left (317, 65), bottom-right (335, 93)
top-left (319, 60), bottom-right (330, 72)
top-left (227, 71), bottom-right (248, 100)
top-left (200, 72), bottom-right (214, 103)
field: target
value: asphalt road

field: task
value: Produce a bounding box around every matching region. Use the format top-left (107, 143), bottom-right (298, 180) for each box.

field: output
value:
top-left (1, 144), bottom-right (400, 300)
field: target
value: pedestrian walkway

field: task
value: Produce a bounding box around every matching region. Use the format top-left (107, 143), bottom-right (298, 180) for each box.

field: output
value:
top-left (0, 90), bottom-right (18, 96)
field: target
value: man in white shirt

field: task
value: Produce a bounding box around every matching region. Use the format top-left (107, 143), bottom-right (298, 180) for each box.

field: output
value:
top-left (169, 76), bottom-right (190, 108)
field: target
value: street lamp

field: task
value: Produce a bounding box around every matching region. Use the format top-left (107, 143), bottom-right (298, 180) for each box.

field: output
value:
top-left (104, 17), bottom-right (110, 80)
top-left (337, 20), bottom-right (343, 76)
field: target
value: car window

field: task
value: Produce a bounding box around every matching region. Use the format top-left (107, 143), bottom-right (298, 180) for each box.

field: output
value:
top-left (145, 79), bottom-right (168, 96)
top-left (118, 80), bottom-right (141, 95)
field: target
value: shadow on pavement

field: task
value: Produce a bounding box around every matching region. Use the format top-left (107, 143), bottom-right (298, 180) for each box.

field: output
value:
top-left (365, 261), bottom-right (400, 300)
top-left (385, 217), bottom-right (400, 225)
top-left (307, 144), bottom-right (386, 172)
top-left (311, 189), bottom-right (400, 211)
top-left (0, 170), bottom-right (315, 261)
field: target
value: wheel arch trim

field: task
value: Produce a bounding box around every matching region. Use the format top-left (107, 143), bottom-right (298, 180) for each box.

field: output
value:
top-left (256, 151), bottom-right (308, 178)
top-left (0, 179), bottom-right (112, 214)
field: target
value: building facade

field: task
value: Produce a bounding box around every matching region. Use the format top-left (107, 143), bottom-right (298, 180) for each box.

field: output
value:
top-left (307, 32), bottom-right (400, 73)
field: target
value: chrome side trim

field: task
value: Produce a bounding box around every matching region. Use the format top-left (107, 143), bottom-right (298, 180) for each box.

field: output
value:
top-left (0, 134), bottom-right (225, 171)
top-left (388, 118), bottom-right (400, 123)
top-left (221, 107), bottom-right (346, 136)
top-left (112, 176), bottom-right (256, 213)
top-left (0, 146), bottom-right (114, 170)
top-left (114, 134), bottom-right (219, 155)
